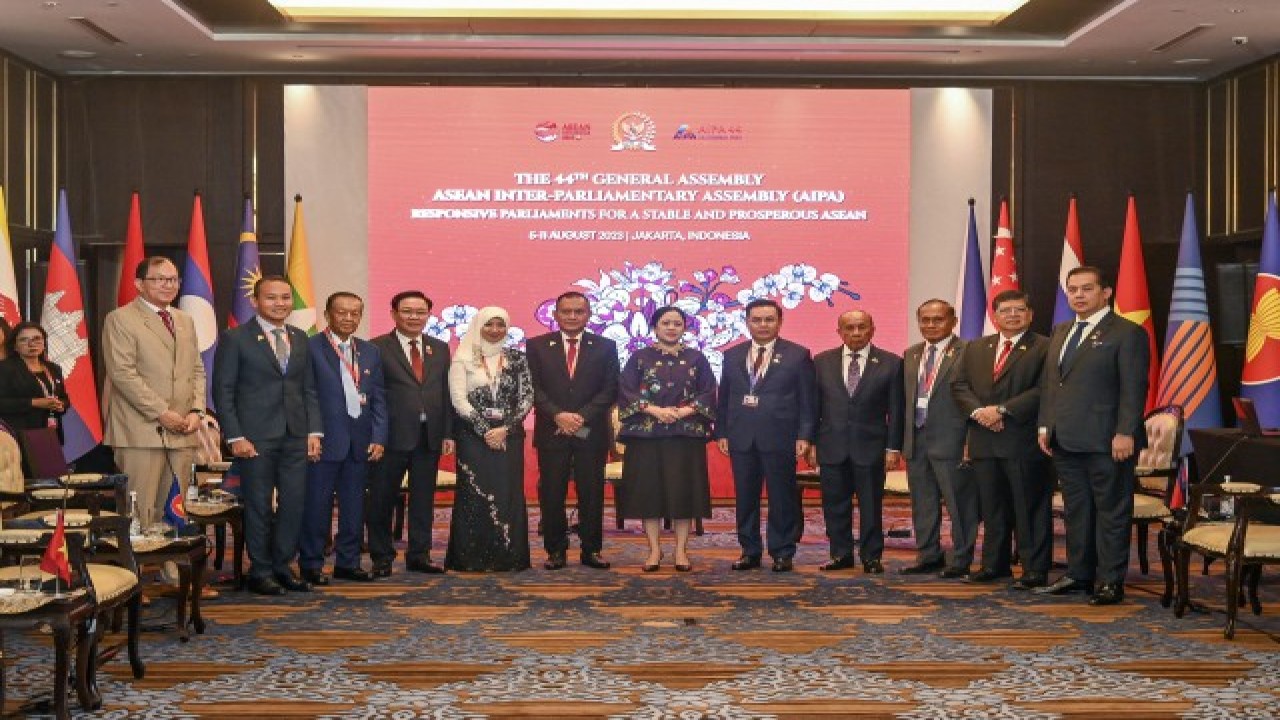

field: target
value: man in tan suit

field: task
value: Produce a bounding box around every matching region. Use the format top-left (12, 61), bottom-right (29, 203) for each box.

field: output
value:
top-left (103, 256), bottom-right (207, 525)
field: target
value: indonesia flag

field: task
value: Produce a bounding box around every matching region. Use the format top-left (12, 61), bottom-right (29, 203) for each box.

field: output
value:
top-left (0, 187), bottom-right (21, 323)
top-left (983, 199), bottom-right (1020, 334)
top-left (178, 192), bottom-right (219, 409)
top-left (1052, 195), bottom-right (1085, 325)
top-left (954, 199), bottom-right (987, 341)
top-left (228, 197), bottom-right (260, 328)
top-left (117, 191), bottom-right (145, 307)
top-left (41, 190), bottom-right (103, 462)
top-left (1242, 190), bottom-right (1280, 428)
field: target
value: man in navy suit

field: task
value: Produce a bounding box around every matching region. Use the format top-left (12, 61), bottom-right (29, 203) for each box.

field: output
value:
top-left (807, 310), bottom-right (904, 573)
top-left (526, 291), bottom-right (619, 570)
top-left (1037, 266), bottom-right (1149, 606)
top-left (299, 292), bottom-right (388, 585)
top-left (716, 299), bottom-right (815, 572)
top-left (213, 276), bottom-right (323, 596)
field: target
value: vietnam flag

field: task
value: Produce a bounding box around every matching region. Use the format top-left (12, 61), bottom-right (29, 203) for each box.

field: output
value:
top-left (40, 509), bottom-right (72, 584)
top-left (117, 191), bottom-right (145, 307)
top-left (1114, 193), bottom-right (1160, 413)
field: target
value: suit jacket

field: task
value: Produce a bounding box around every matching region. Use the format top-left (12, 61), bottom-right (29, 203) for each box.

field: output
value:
top-left (951, 332), bottom-right (1048, 459)
top-left (101, 298), bottom-right (206, 449)
top-left (526, 331), bottom-right (619, 451)
top-left (902, 336), bottom-right (969, 460)
top-left (308, 333), bottom-right (388, 462)
top-left (370, 332), bottom-right (453, 453)
top-left (211, 320), bottom-right (322, 443)
top-left (714, 337), bottom-right (816, 452)
top-left (813, 345), bottom-right (904, 466)
top-left (1039, 311), bottom-right (1149, 454)
top-left (0, 357), bottom-right (69, 441)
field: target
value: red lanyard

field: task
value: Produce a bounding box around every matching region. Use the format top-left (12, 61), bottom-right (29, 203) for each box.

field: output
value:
top-left (325, 331), bottom-right (361, 387)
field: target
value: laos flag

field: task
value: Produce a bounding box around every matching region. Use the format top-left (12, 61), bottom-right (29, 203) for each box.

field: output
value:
top-left (41, 189), bottom-right (102, 462)
top-left (178, 192), bottom-right (218, 409)
top-left (1242, 190), bottom-right (1280, 428)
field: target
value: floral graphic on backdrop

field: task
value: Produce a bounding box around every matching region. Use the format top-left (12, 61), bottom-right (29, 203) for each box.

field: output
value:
top-left (424, 261), bottom-right (859, 378)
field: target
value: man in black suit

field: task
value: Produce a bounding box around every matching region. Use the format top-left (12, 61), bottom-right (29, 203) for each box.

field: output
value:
top-left (951, 289), bottom-right (1051, 588)
top-left (1036, 266), bottom-right (1149, 605)
top-left (900, 300), bottom-right (976, 579)
top-left (213, 276), bottom-right (323, 596)
top-left (367, 291), bottom-right (454, 576)
top-left (806, 310), bottom-right (904, 574)
top-left (715, 299), bottom-right (815, 573)
top-left (526, 291), bottom-right (619, 570)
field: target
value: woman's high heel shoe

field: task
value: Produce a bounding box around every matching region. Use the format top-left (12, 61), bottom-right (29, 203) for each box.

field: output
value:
top-left (642, 554), bottom-right (663, 572)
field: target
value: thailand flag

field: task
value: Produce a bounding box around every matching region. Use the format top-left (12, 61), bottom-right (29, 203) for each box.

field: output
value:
top-left (1053, 195), bottom-right (1085, 325)
top-left (178, 192), bottom-right (219, 409)
top-left (228, 197), bottom-right (261, 328)
top-left (41, 190), bottom-right (102, 462)
top-left (954, 199), bottom-right (986, 341)
top-left (1242, 190), bottom-right (1280, 428)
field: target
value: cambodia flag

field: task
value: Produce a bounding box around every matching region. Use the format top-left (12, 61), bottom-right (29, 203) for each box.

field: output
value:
top-left (1114, 194), bottom-right (1161, 412)
top-left (984, 198), bottom-right (1020, 335)
top-left (117, 191), bottom-right (145, 307)
top-left (178, 192), bottom-right (219, 409)
top-left (1242, 190), bottom-right (1280, 428)
top-left (1053, 195), bottom-right (1085, 325)
top-left (228, 197), bottom-right (261, 328)
top-left (954, 199), bottom-right (986, 341)
top-left (41, 190), bottom-right (102, 463)
top-left (163, 473), bottom-right (189, 529)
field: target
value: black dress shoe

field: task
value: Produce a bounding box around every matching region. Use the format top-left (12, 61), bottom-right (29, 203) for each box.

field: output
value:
top-left (732, 555), bottom-right (762, 571)
top-left (819, 556), bottom-right (856, 571)
top-left (771, 557), bottom-right (794, 573)
top-left (580, 552), bottom-right (611, 569)
top-left (863, 559), bottom-right (885, 574)
top-left (544, 551), bottom-right (567, 570)
top-left (1011, 573), bottom-right (1047, 590)
top-left (248, 576), bottom-right (286, 596)
top-left (900, 560), bottom-right (946, 575)
top-left (333, 566), bottom-right (375, 582)
top-left (275, 573), bottom-right (312, 593)
top-left (1033, 576), bottom-right (1093, 596)
top-left (674, 563), bottom-right (692, 573)
top-left (1089, 583), bottom-right (1125, 606)
top-left (371, 564), bottom-right (393, 579)
top-left (938, 566), bottom-right (970, 579)
top-left (966, 568), bottom-right (1012, 584)
top-left (406, 557), bottom-right (446, 574)
top-left (300, 568), bottom-right (331, 586)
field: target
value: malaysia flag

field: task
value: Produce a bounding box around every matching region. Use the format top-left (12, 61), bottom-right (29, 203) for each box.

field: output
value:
top-left (228, 197), bottom-right (261, 328)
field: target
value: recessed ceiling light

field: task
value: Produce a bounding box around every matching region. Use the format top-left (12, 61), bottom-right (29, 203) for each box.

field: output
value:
top-left (1174, 58), bottom-right (1212, 65)
top-left (1228, 8), bottom-right (1244, 13)
top-left (58, 49), bottom-right (97, 59)
top-left (42, 1), bottom-right (59, 7)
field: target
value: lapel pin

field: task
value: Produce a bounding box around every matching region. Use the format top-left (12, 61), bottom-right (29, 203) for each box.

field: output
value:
top-left (256, 335), bottom-right (265, 342)
top-left (871, 357), bottom-right (880, 364)
top-left (550, 341), bottom-right (558, 347)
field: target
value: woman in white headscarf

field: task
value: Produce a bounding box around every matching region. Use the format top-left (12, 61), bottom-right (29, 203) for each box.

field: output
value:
top-left (445, 307), bottom-right (533, 571)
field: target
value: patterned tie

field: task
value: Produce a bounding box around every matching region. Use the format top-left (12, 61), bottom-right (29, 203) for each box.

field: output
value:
top-left (157, 309), bottom-right (175, 338)
top-left (914, 344), bottom-right (937, 427)
top-left (566, 337), bottom-right (579, 379)
top-left (752, 346), bottom-right (766, 378)
top-left (409, 338), bottom-right (425, 383)
top-left (339, 341), bottom-right (361, 418)
top-left (845, 352), bottom-right (861, 397)
top-left (1058, 321), bottom-right (1089, 372)
top-left (272, 328), bottom-right (289, 372)
top-left (993, 339), bottom-right (1013, 378)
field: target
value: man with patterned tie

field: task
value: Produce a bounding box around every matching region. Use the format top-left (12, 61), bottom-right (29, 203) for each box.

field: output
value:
top-left (213, 275), bottom-right (324, 595)
top-left (951, 289), bottom-right (1051, 588)
top-left (103, 256), bottom-right (207, 548)
top-left (715, 299), bottom-right (815, 573)
top-left (900, 299), bottom-right (976, 578)
top-left (1036, 266), bottom-right (1149, 606)
top-left (526, 291), bottom-right (619, 570)
top-left (368, 291), bottom-right (454, 577)
top-left (299, 292), bottom-right (388, 585)
top-left (807, 310), bottom-right (903, 573)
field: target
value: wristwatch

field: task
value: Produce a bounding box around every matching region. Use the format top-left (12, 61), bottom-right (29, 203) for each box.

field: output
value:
top-left (997, 405), bottom-right (1008, 416)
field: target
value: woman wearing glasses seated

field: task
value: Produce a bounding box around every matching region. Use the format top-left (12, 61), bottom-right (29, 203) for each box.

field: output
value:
top-left (0, 322), bottom-right (70, 472)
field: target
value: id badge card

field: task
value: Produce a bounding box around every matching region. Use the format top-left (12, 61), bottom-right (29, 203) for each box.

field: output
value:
top-left (483, 407), bottom-right (504, 421)
top-left (572, 426), bottom-right (591, 439)
top-left (358, 392), bottom-right (368, 406)
top-left (742, 394), bottom-right (759, 408)
top-left (915, 396), bottom-right (930, 410)
top-left (47, 416), bottom-right (58, 428)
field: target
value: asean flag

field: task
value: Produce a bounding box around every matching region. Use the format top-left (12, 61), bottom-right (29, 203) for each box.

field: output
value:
top-left (41, 189), bottom-right (102, 463)
top-left (1242, 190), bottom-right (1280, 428)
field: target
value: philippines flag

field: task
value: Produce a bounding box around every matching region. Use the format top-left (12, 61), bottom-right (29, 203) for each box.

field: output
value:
top-left (117, 191), bottom-right (145, 307)
top-left (1242, 190), bottom-right (1280, 428)
top-left (1053, 195), bottom-right (1085, 325)
top-left (41, 189), bottom-right (103, 463)
top-left (228, 196), bottom-right (260, 328)
top-left (984, 198), bottom-right (1020, 334)
top-left (954, 199), bottom-right (986, 341)
top-left (0, 186), bottom-right (21, 323)
top-left (178, 191), bottom-right (219, 409)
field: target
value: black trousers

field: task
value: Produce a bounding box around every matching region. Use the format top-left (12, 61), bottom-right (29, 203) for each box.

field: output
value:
top-left (536, 440), bottom-right (607, 555)
top-left (819, 457), bottom-right (885, 562)
top-left (972, 454), bottom-right (1052, 575)
top-left (367, 438), bottom-right (442, 565)
top-left (730, 447), bottom-right (800, 560)
top-left (240, 435), bottom-right (307, 581)
top-left (1052, 446), bottom-right (1134, 585)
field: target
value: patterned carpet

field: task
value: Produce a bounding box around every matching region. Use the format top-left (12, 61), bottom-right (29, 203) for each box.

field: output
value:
top-left (3, 500), bottom-right (1279, 719)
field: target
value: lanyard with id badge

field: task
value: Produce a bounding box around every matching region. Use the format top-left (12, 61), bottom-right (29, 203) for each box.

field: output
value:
top-left (33, 369), bottom-right (59, 428)
top-left (327, 331), bottom-right (368, 407)
top-left (743, 348), bottom-right (767, 409)
top-left (479, 353), bottom-right (506, 422)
